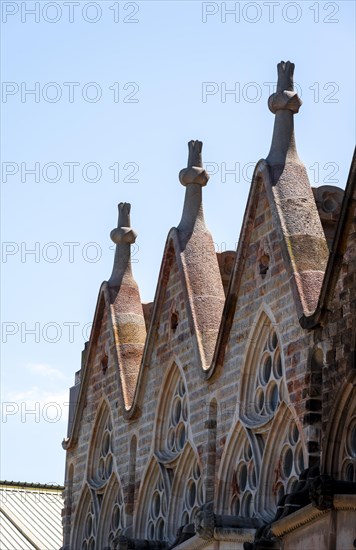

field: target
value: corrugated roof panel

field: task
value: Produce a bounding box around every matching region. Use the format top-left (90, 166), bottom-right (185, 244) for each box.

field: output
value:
top-left (0, 485), bottom-right (63, 550)
top-left (0, 511), bottom-right (37, 550)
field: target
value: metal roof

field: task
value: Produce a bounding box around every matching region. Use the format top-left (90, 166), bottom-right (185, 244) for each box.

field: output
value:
top-left (0, 482), bottom-right (63, 550)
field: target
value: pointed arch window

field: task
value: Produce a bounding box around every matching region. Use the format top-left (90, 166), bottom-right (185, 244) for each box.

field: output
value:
top-left (71, 402), bottom-right (126, 550)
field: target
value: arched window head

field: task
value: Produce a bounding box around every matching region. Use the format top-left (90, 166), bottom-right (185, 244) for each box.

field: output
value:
top-left (230, 437), bottom-right (256, 518)
top-left (257, 408), bottom-right (305, 520)
top-left (240, 313), bottom-right (286, 422)
top-left (146, 473), bottom-right (167, 541)
top-left (82, 501), bottom-right (96, 550)
top-left (88, 405), bottom-right (114, 485)
top-left (180, 461), bottom-right (204, 527)
top-left (106, 487), bottom-right (125, 548)
top-left (155, 365), bottom-right (189, 458)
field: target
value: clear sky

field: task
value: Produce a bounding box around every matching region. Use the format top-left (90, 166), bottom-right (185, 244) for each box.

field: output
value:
top-left (1, 0), bottom-right (355, 485)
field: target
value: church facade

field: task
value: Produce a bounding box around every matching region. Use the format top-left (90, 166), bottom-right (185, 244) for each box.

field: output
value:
top-left (62, 62), bottom-right (356, 550)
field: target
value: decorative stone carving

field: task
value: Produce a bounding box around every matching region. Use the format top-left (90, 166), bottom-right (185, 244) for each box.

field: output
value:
top-left (179, 140), bottom-right (209, 187)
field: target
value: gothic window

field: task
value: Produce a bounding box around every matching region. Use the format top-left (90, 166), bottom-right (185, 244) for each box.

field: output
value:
top-left (91, 414), bottom-right (114, 484)
top-left (71, 488), bottom-right (97, 550)
top-left (166, 378), bottom-right (188, 454)
top-left (254, 328), bottom-right (283, 416)
top-left (341, 414), bottom-right (356, 481)
top-left (107, 488), bottom-right (125, 549)
top-left (147, 474), bottom-right (167, 540)
top-left (230, 438), bottom-right (256, 518)
top-left (72, 402), bottom-right (126, 550)
top-left (180, 461), bottom-right (204, 526)
top-left (218, 311), bottom-right (306, 521)
top-left (272, 420), bottom-right (305, 505)
top-left (135, 459), bottom-right (169, 541)
top-left (81, 501), bottom-right (96, 550)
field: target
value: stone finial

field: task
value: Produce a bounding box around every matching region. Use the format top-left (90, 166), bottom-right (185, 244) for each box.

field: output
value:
top-left (268, 60), bottom-right (302, 114)
top-left (108, 202), bottom-right (137, 287)
top-left (179, 140), bottom-right (209, 187)
top-left (110, 202), bottom-right (137, 245)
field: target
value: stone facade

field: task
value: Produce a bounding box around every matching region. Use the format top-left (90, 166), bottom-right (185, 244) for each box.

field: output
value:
top-left (62, 62), bottom-right (356, 550)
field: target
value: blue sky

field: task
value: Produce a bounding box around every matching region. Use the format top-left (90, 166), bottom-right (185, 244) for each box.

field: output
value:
top-left (1, 0), bottom-right (355, 484)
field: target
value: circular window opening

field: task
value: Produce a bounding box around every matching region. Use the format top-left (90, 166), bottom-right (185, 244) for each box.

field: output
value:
top-left (238, 462), bottom-right (248, 492)
top-left (193, 462), bottom-right (201, 480)
top-left (282, 446), bottom-right (293, 478)
top-left (182, 397), bottom-right (188, 421)
top-left (266, 381), bottom-right (279, 413)
top-left (261, 354), bottom-right (272, 385)
top-left (186, 479), bottom-right (196, 508)
top-left (151, 491), bottom-right (160, 519)
top-left (289, 423), bottom-right (299, 446)
top-left (322, 197), bottom-right (337, 213)
top-left (172, 397), bottom-right (181, 426)
top-left (178, 379), bottom-right (186, 397)
top-left (176, 422), bottom-right (186, 450)
top-left (270, 331), bottom-right (278, 351)
top-left (85, 513), bottom-right (92, 538)
top-left (111, 504), bottom-right (121, 530)
top-left (101, 431), bottom-right (111, 456)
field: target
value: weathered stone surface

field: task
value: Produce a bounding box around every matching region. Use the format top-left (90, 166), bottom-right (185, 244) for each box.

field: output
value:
top-left (62, 64), bottom-right (356, 550)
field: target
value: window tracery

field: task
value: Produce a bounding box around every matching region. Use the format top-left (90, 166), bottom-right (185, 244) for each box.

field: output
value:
top-left (341, 413), bottom-right (356, 481)
top-left (218, 312), bottom-right (306, 521)
top-left (165, 378), bottom-right (188, 455)
top-left (72, 403), bottom-right (126, 550)
top-left (81, 501), bottom-right (96, 550)
top-left (230, 438), bottom-right (256, 518)
top-left (180, 461), bottom-right (204, 526)
top-left (107, 487), bottom-right (125, 549)
top-left (272, 420), bottom-right (305, 505)
top-left (147, 474), bottom-right (167, 540)
top-left (254, 328), bottom-right (283, 416)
